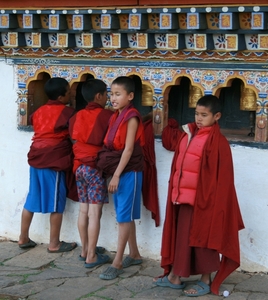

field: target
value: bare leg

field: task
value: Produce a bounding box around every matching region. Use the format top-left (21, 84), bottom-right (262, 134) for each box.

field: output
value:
top-left (112, 222), bottom-right (131, 269)
top-left (85, 203), bottom-right (103, 263)
top-left (126, 220), bottom-right (142, 259)
top-left (18, 208), bottom-right (34, 245)
top-left (48, 212), bottom-right (62, 251)
top-left (78, 203), bottom-right (89, 258)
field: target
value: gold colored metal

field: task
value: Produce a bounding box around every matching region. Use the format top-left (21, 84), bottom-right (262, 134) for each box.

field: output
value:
top-left (240, 87), bottom-right (257, 111)
top-left (189, 85), bottom-right (202, 108)
top-left (142, 84), bottom-right (153, 106)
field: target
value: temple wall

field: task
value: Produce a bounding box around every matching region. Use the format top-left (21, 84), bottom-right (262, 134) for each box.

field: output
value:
top-left (0, 58), bottom-right (268, 272)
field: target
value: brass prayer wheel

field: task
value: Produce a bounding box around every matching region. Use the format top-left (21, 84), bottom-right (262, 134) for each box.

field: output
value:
top-left (142, 84), bottom-right (153, 106)
top-left (240, 86), bottom-right (257, 111)
top-left (189, 85), bottom-right (203, 108)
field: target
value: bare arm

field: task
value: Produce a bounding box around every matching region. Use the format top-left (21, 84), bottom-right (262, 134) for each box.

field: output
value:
top-left (108, 117), bottom-right (139, 193)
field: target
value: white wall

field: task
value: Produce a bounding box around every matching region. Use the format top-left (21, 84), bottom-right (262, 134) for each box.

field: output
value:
top-left (0, 60), bottom-right (267, 272)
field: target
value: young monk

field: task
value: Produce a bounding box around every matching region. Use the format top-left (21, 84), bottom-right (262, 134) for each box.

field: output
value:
top-left (69, 79), bottom-right (113, 268)
top-left (97, 76), bottom-right (144, 280)
top-left (154, 95), bottom-right (244, 297)
top-left (18, 77), bottom-right (77, 253)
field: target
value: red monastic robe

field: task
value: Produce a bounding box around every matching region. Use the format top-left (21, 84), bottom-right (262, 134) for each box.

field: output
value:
top-left (161, 122), bottom-right (244, 295)
top-left (69, 102), bottom-right (113, 172)
top-left (27, 100), bottom-right (78, 201)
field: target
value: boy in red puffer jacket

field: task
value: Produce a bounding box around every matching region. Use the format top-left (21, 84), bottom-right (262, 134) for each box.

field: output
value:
top-left (154, 95), bottom-right (244, 297)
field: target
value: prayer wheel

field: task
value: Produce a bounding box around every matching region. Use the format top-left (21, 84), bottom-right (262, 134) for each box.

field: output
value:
top-left (189, 85), bottom-right (203, 108)
top-left (142, 84), bottom-right (153, 106)
top-left (240, 86), bottom-right (257, 111)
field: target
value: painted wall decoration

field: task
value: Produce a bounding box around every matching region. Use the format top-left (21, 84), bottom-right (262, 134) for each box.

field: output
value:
top-left (15, 62), bottom-right (268, 142)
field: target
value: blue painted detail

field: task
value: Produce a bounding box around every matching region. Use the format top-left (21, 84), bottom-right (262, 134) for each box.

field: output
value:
top-left (154, 88), bottom-right (162, 94)
top-left (18, 82), bottom-right (26, 88)
top-left (204, 90), bottom-right (212, 95)
top-left (258, 93), bottom-right (267, 98)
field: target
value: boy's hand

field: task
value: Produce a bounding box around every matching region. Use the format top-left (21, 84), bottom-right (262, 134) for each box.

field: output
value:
top-left (108, 175), bottom-right (119, 193)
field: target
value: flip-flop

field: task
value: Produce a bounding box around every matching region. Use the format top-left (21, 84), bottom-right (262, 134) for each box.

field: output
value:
top-left (47, 241), bottom-right (77, 253)
top-left (19, 239), bottom-right (37, 249)
top-left (79, 246), bottom-right (106, 261)
top-left (84, 253), bottom-right (111, 268)
top-left (154, 276), bottom-right (186, 289)
top-left (122, 256), bottom-right (143, 268)
top-left (99, 266), bottom-right (124, 280)
top-left (184, 281), bottom-right (210, 297)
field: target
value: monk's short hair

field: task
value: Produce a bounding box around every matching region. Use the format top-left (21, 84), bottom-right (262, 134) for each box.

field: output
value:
top-left (197, 95), bottom-right (222, 115)
top-left (111, 76), bottom-right (135, 94)
top-left (82, 79), bottom-right (107, 102)
top-left (44, 77), bottom-right (69, 100)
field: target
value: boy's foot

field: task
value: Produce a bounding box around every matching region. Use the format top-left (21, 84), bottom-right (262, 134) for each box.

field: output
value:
top-left (84, 253), bottom-right (110, 268)
top-left (18, 239), bottom-right (37, 249)
top-left (47, 241), bottom-right (77, 253)
top-left (184, 281), bottom-right (210, 297)
top-left (99, 266), bottom-right (124, 280)
top-left (122, 256), bottom-right (143, 268)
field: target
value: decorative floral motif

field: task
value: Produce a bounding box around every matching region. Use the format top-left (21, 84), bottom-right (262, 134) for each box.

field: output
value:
top-left (128, 33), bottom-right (137, 48)
top-left (240, 13), bottom-right (252, 29)
top-left (92, 15), bottom-right (101, 29)
top-left (101, 34), bottom-right (110, 47)
top-left (178, 13), bottom-right (187, 29)
top-left (48, 33), bottom-right (57, 47)
top-left (119, 14), bottom-right (129, 29)
top-left (155, 34), bottom-right (166, 48)
top-left (246, 34), bottom-right (258, 49)
top-left (149, 14), bottom-right (159, 29)
top-left (208, 13), bottom-right (219, 28)
top-left (41, 14), bottom-right (49, 28)
top-left (185, 34), bottom-right (194, 49)
top-left (214, 34), bottom-right (226, 49)
top-left (25, 33), bottom-right (32, 46)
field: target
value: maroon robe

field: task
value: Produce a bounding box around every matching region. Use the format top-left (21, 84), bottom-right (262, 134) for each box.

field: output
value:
top-left (142, 119), bottom-right (160, 227)
top-left (27, 100), bottom-right (78, 201)
top-left (160, 122), bottom-right (244, 295)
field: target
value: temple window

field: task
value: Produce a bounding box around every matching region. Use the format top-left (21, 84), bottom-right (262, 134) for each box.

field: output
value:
top-left (27, 72), bottom-right (51, 125)
top-left (129, 75), bottom-right (153, 119)
top-left (218, 78), bottom-right (255, 138)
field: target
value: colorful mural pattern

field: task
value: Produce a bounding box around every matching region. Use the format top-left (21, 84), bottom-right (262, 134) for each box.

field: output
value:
top-left (16, 63), bottom-right (268, 141)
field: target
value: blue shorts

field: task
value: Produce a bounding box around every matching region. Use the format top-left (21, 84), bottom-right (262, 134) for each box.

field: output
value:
top-left (24, 167), bottom-right (66, 214)
top-left (113, 171), bottom-right (142, 223)
top-left (75, 165), bottom-right (108, 204)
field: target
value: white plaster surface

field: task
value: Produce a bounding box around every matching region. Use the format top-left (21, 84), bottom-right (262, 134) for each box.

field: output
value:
top-left (0, 60), bottom-right (268, 272)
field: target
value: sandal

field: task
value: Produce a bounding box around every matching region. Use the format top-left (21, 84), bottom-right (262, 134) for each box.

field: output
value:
top-left (84, 253), bottom-right (111, 268)
top-left (184, 281), bottom-right (210, 297)
top-left (99, 266), bottom-right (124, 280)
top-left (47, 241), bottom-right (77, 253)
top-left (154, 276), bottom-right (185, 289)
top-left (19, 239), bottom-right (37, 249)
top-left (79, 246), bottom-right (106, 261)
top-left (122, 256), bottom-right (143, 268)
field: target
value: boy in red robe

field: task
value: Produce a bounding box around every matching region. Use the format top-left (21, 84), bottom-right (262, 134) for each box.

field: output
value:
top-left (97, 76), bottom-right (145, 280)
top-left (154, 95), bottom-right (244, 296)
top-left (69, 79), bottom-right (113, 268)
top-left (18, 77), bottom-right (77, 253)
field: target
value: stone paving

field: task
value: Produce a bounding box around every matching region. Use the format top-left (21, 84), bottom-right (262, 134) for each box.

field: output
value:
top-left (0, 240), bottom-right (268, 300)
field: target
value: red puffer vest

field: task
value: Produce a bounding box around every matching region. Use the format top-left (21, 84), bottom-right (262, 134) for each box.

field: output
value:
top-left (171, 123), bottom-right (211, 206)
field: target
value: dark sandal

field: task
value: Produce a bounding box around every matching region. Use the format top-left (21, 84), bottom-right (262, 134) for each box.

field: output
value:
top-left (47, 241), bottom-right (77, 253)
top-left (19, 239), bottom-right (37, 249)
top-left (84, 253), bottom-right (111, 268)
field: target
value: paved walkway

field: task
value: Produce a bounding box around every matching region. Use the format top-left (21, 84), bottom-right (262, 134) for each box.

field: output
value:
top-left (0, 239), bottom-right (268, 300)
